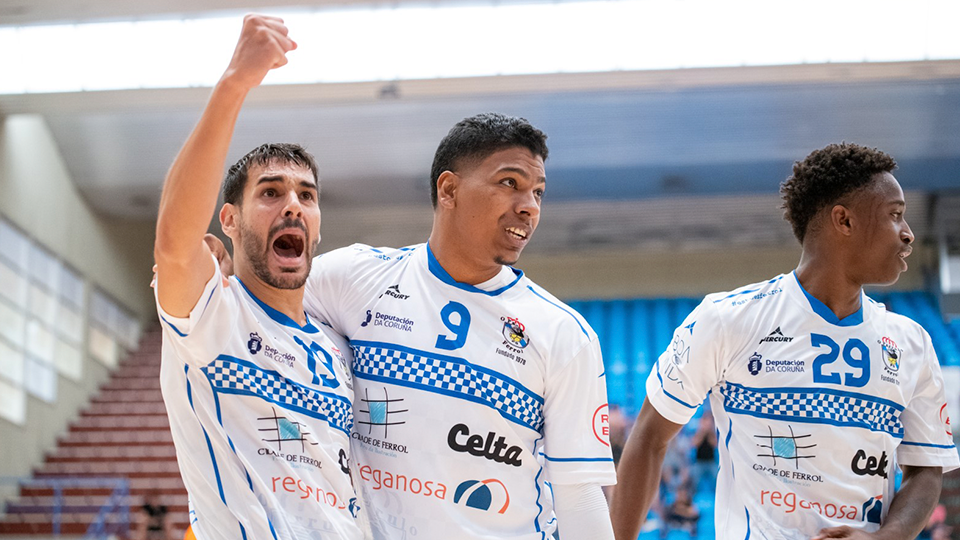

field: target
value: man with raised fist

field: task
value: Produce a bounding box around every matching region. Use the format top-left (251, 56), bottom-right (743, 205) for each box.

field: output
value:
top-left (154, 15), bottom-right (365, 540)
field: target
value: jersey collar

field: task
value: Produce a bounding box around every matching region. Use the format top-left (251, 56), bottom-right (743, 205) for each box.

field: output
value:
top-left (236, 277), bottom-right (319, 333)
top-left (425, 243), bottom-right (523, 296)
top-left (792, 271), bottom-right (864, 327)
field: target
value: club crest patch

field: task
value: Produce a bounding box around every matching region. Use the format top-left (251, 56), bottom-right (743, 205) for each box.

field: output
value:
top-left (501, 316), bottom-right (529, 349)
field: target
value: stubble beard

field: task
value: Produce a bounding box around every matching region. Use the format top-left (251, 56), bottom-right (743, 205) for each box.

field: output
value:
top-left (495, 255), bottom-right (520, 267)
top-left (239, 220), bottom-right (313, 290)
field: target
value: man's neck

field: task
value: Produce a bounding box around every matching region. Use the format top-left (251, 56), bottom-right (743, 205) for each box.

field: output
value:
top-left (235, 268), bottom-right (307, 326)
top-left (795, 250), bottom-right (863, 321)
top-left (427, 232), bottom-right (500, 286)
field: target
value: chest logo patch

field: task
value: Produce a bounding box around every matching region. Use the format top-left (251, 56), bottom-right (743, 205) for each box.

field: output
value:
top-left (248, 332), bottom-right (263, 354)
top-left (748, 353), bottom-right (763, 375)
top-left (501, 317), bottom-right (529, 349)
top-left (879, 337), bottom-right (901, 373)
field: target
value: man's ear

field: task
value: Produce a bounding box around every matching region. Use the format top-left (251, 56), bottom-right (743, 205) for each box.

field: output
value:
top-left (436, 170), bottom-right (459, 209)
top-left (220, 203), bottom-right (238, 238)
top-left (829, 204), bottom-right (854, 237)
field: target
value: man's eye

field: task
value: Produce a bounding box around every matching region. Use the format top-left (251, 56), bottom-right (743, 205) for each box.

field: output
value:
top-left (501, 178), bottom-right (516, 187)
top-left (301, 192), bottom-right (315, 201)
top-left (264, 189), bottom-right (277, 197)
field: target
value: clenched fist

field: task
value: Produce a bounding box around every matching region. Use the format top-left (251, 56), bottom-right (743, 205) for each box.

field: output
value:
top-left (221, 14), bottom-right (296, 91)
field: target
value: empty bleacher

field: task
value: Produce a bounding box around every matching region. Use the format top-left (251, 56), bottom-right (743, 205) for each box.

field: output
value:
top-left (0, 330), bottom-right (188, 537)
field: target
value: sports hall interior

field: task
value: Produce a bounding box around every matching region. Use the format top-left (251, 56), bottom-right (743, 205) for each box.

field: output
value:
top-left (1, 0), bottom-right (959, 538)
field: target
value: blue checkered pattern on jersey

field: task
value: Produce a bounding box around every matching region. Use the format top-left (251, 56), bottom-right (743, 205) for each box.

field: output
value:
top-left (203, 356), bottom-right (352, 435)
top-left (721, 382), bottom-right (904, 438)
top-left (352, 342), bottom-right (544, 432)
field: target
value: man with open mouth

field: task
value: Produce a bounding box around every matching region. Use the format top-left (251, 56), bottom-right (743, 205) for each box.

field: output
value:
top-left (153, 15), bottom-right (365, 540)
top-left (301, 114), bottom-right (618, 539)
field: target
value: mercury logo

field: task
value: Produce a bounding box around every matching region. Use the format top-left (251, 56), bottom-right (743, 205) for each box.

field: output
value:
top-left (380, 284), bottom-right (410, 300)
top-left (759, 327), bottom-right (794, 344)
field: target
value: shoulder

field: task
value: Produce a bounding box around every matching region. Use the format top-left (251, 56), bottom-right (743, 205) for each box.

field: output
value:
top-left (865, 294), bottom-right (933, 344)
top-left (519, 277), bottom-right (597, 345)
top-left (316, 242), bottom-right (422, 269)
top-left (702, 274), bottom-right (790, 314)
top-left (684, 274), bottom-right (792, 343)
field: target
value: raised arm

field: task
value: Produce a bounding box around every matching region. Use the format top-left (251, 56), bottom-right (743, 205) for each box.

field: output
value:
top-left (154, 14), bottom-right (295, 316)
top-left (610, 398), bottom-right (684, 540)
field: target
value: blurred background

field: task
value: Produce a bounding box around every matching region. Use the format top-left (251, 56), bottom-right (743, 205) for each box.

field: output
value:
top-left (1, 0), bottom-right (959, 538)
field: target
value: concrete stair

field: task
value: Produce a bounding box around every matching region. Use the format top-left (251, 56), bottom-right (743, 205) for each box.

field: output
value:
top-left (0, 330), bottom-right (189, 537)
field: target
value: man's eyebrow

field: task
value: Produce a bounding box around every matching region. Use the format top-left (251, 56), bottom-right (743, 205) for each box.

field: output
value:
top-left (255, 176), bottom-right (318, 190)
top-left (497, 166), bottom-right (547, 183)
top-left (255, 176), bottom-right (284, 186)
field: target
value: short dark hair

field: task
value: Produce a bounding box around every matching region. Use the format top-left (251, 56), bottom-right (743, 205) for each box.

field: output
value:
top-left (780, 142), bottom-right (897, 243)
top-left (222, 143), bottom-right (319, 205)
top-left (429, 113), bottom-right (549, 208)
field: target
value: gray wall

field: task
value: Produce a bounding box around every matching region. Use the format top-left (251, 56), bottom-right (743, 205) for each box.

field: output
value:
top-left (0, 114), bottom-right (156, 480)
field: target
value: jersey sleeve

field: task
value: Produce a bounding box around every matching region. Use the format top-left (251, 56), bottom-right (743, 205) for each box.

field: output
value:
top-left (154, 255), bottom-right (237, 366)
top-left (305, 244), bottom-right (414, 338)
top-left (303, 247), bottom-right (355, 335)
top-left (645, 297), bottom-right (725, 425)
top-left (897, 330), bottom-right (960, 472)
top-left (542, 338), bottom-right (617, 486)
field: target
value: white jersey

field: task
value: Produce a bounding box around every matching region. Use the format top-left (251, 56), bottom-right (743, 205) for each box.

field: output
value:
top-left (304, 243), bottom-right (616, 540)
top-left (646, 272), bottom-right (960, 540)
top-left (156, 258), bottom-right (365, 540)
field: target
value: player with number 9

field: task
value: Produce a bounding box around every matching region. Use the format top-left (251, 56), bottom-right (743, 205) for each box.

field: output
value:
top-left (303, 113), bottom-right (617, 539)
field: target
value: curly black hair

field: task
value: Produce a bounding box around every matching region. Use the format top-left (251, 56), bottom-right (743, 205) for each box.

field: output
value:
top-left (430, 113), bottom-right (548, 208)
top-left (780, 142), bottom-right (897, 243)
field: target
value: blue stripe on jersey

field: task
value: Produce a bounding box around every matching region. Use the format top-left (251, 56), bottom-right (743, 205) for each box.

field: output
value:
top-left (721, 382), bottom-right (904, 437)
top-left (725, 418), bottom-right (735, 480)
top-left (236, 278), bottom-right (320, 333)
top-left (159, 278), bottom-right (219, 338)
top-left (185, 366), bottom-right (230, 514)
top-left (793, 271), bottom-right (864, 326)
top-left (654, 356), bottom-right (699, 409)
top-left (712, 275), bottom-right (785, 303)
top-left (202, 355), bottom-right (353, 435)
top-left (743, 507), bottom-right (751, 540)
top-left (532, 435), bottom-right (546, 540)
top-left (526, 286), bottom-right (589, 338)
top-left (426, 243), bottom-right (523, 296)
top-left (351, 340), bottom-right (545, 432)
top-left (160, 314), bottom-right (188, 337)
top-left (541, 454), bottom-right (614, 463)
top-left (901, 441), bottom-right (956, 449)
top-left (198, 279), bottom-right (218, 319)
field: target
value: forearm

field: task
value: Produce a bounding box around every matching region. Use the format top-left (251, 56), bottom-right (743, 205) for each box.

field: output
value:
top-left (155, 77), bottom-right (248, 263)
top-left (553, 483), bottom-right (614, 540)
top-left (610, 434), bottom-right (666, 540)
top-left (610, 400), bottom-right (681, 540)
top-left (875, 466), bottom-right (942, 540)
